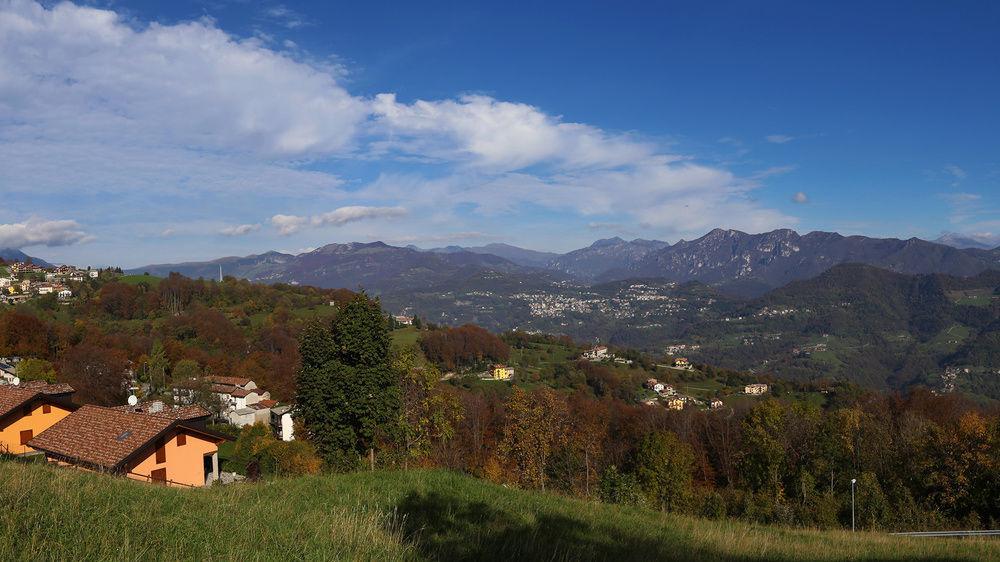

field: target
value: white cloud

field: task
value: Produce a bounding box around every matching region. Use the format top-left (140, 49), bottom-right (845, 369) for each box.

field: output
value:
top-left (219, 223), bottom-right (261, 236)
top-left (792, 191), bottom-right (808, 204)
top-left (943, 164), bottom-right (967, 187)
top-left (0, 218), bottom-right (93, 248)
top-left (0, 1), bottom-right (366, 157)
top-left (765, 134), bottom-right (795, 144)
top-left (271, 206), bottom-right (407, 235)
top-left (261, 4), bottom-right (311, 29)
top-left (0, 1), bottom-right (798, 259)
top-left (371, 93), bottom-right (656, 171)
top-left (271, 214), bottom-right (310, 236)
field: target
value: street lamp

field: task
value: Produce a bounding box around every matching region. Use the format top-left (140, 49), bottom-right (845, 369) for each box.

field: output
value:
top-left (851, 478), bottom-right (857, 532)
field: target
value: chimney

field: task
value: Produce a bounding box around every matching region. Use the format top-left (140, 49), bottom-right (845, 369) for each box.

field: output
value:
top-left (149, 400), bottom-right (165, 413)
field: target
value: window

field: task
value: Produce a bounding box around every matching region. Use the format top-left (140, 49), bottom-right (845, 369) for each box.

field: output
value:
top-left (42, 404), bottom-right (51, 414)
top-left (151, 468), bottom-right (167, 484)
top-left (155, 443), bottom-right (166, 464)
top-left (19, 429), bottom-right (32, 445)
top-left (177, 433), bottom-right (187, 446)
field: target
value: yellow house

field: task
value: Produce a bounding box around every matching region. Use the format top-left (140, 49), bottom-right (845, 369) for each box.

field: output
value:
top-left (491, 364), bottom-right (514, 381)
top-left (0, 383), bottom-right (77, 455)
top-left (29, 405), bottom-right (227, 487)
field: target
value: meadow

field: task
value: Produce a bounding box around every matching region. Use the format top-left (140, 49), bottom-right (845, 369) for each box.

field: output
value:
top-left (1, 461), bottom-right (995, 561)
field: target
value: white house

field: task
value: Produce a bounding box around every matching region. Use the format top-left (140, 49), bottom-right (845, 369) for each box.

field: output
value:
top-left (667, 397), bottom-right (685, 410)
top-left (744, 383), bottom-right (769, 395)
top-left (270, 405), bottom-right (295, 441)
top-left (581, 345), bottom-right (609, 361)
top-left (88, 270), bottom-right (99, 278)
top-left (710, 398), bottom-right (724, 409)
top-left (393, 315), bottom-right (414, 325)
top-left (58, 289), bottom-right (73, 300)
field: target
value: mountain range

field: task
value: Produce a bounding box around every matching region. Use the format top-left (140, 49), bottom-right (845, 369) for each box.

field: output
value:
top-left (129, 228), bottom-right (1000, 297)
top-left (0, 248), bottom-right (54, 268)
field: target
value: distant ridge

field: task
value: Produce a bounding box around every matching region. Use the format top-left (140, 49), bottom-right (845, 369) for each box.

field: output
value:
top-left (0, 248), bottom-right (55, 268)
top-left (128, 228), bottom-right (1000, 296)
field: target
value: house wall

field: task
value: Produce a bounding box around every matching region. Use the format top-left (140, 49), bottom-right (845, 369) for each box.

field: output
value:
top-left (127, 430), bottom-right (219, 487)
top-left (0, 402), bottom-right (72, 455)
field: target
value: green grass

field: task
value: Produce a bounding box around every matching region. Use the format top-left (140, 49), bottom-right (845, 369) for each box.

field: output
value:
top-left (392, 326), bottom-right (422, 349)
top-left (2, 462), bottom-right (996, 561)
top-left (118, 274), bottom-right (162, 287)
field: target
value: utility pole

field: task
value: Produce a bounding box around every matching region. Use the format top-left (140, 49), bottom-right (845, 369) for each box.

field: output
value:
top-left (851, 478), bottom-right (857, 532)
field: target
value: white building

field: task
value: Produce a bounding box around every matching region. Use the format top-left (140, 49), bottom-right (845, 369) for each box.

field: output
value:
top-left (710, 398), bottom-right (724, 409)
top-left (744, 383), bottom-right (769, 395)
top-left (58, 289), bottom-right (73, 300)
top-left (581, 345), bottom-right (609, 361)
top-left (88, 270), bottom-right (99, 278)
top-left (271, 405), bottom-right (295, 441)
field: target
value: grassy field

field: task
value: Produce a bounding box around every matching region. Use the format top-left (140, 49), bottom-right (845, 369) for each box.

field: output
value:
top-left (1, 462), bottom-right (996, 561)
top-left (117, 274), bottom-right (162, 287)
top-left (392, 326), bottom-right (422, 349)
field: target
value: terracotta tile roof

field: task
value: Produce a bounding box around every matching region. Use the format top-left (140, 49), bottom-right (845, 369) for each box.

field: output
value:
top-left (211, 384), bottom-right (253, 398)
top-left (109, 402), bottom-right (211, 421)
top-left (19, 380), bottom-right (75, 395)
top-left (27, 405), bottom-right (176, 471)
top-left (207, 375), bottom-right (252, 387)
top-left (0, 386), bottom-right (39, 418)
top-left (257, 399), bottom-right (277, 408)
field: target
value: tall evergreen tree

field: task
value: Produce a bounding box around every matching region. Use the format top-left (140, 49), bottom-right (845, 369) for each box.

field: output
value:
top-left (295, 294), bottom-right (400, 468)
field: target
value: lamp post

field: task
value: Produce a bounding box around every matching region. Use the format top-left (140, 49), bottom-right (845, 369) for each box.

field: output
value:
top-left (851, 478), bottom-right (857, 532)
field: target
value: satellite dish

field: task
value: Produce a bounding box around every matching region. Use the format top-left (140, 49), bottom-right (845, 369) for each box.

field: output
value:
top-left (11, 377), bottom-right (19, 386)
top-left (127, 395), bottom-right (139, 406)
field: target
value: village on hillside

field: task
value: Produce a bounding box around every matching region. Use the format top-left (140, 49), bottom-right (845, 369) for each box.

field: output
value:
top-left (0, 260), bottom-right (106, 305)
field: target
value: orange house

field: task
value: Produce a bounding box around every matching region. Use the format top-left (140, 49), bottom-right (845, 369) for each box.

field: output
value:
top-left (28, 405), bottom-right (227, 487)
top-left (0, 383), bottom-right (77, 455)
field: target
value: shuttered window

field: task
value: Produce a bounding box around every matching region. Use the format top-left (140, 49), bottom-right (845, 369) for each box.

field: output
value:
top-left (177, 433), bottom-right (187, 446)
top-left (19, 429), bottom-right (32, 445)
top-left (151, 468), bottom-right (167, 483)
top-left (155, 443), bottom-right (166, 464)
top-left (42, 404), bottom-right (51, 414)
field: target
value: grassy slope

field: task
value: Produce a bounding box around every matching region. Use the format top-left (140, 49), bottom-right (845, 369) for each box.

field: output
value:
top-left (2, 463), bottom-right (996, 562)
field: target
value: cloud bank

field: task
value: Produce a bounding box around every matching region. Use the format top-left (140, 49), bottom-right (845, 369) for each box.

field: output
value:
top-left (0, 0), bottom-right (797, 262)
top-left (0, 218), bottom-right (93, 248)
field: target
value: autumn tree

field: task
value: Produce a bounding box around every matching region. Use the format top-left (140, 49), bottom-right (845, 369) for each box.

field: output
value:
top-left (57, 343), bottom-right (129, 405)
top-left (0, 310), bottom-right (53, 358)
top-left (635, 430), bottom-right (696, 512)
top-left (395, 345), bottom-right (463, 466)
top-left (16, 358), bottom-right (56, 382)
top-left (496, 386), bottom-right (568, 490)
top-left (419, 324), bottom-right (510, 371)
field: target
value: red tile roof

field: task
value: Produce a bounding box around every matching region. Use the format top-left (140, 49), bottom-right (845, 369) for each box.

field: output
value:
top-left (210, 384), bottom-right (254, 398)
top-left (0, 386), bottom-right (39, 418)
top-left (28, 405), bottom-right (226, 472)
top-left (19, 380), bottom-right (75, 395)
top-left (109, 402), bottom-right (211, 421)
top-left (207, 375), bottom-right (252, 387)
top-left (28, 405), bottom-right (175, 471)
top-left (257, 399), bottom-right (277, 408)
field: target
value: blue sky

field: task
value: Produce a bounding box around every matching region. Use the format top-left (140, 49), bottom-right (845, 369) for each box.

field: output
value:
top-left (1, 0), bottom-right (998, 267)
